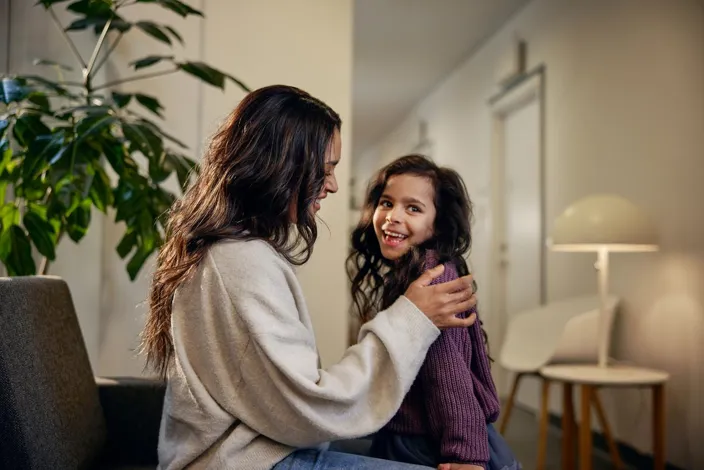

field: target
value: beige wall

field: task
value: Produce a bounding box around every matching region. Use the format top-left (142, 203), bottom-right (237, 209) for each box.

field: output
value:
top-left (354, 0), bottom-right (704, 468)
top-left (199, 0), bottom-right (353, 369)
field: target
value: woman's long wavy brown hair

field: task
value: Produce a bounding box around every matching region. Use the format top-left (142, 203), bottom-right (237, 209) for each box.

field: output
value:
top-left (347, 155), bottom-right (491, 355)
top-left (142, 85), bottom-right (341, 377)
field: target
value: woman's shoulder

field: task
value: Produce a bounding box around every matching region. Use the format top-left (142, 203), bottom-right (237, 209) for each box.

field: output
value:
top-left (206, 238), bottom-right (293, 278)
top-left (210, 237), bottom-right (279, 258)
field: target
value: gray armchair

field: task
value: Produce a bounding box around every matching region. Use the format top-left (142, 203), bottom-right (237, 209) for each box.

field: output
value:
top-left (0, 276), bottom-right (165, 470)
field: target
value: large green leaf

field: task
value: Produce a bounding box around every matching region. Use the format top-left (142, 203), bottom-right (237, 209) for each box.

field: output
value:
top-left (112, 92), bottom-right (132, 108)
top-left (129, 55), bottom-right (174, 70)
top-left (27, 92), bottom-right (52, 112)
top-left (165, 152), bottom-right (197, 190)
top-left (135, 0), bottom-right (203, 17)
top-left (33, 58), bottom-right (74, 71)
top-left (0, 204), bottom-right (20, 229)
top-left (66, 199), bottom-right (92, 242)
top-left (27, 202), bottom-right (61, 236)
top-left (24, 209), bottom-right (57, 260)
top-left (1, 78), bottom-right (27, 103)
top-left (130, 115), bottom-right (187, 149)
top-left (126, 244), bottom-right (152, 280)
top-left (116, 229), bottom-right (137, 259)
top-left (136, 21), bottom-right (172, 45)
top-left (223, 72), bottom-right (251, 93)
top-left (66, 0), bottom-right (113, 16)
top-left (102, 141), bottom-right (129, 174)
top-left (89, 164), bottom-right (114, 212)
top-left (0, 225), bottom-right (36, 276)
top-left (121, 119), bottom-right (164, 159)
top-left (24, 134), bottom-right (61, 176)
top-left (148, 153), bottom-right (171, 183)
top-left (177, 62), bottom-right (250, 92)
top-left (23, 75), bottom-right (73, 97)
top-left (0, 182), bottom-right (7, 206)
top-left (135, 94), bottom-right (164, 118)
top-left (178, 62), bottom-right (224, 88)
top-left (56, 104), bottom-right (113, 119)
top-left (75, 114), bottom-right (116, 145)
top-left (164, 26), bottom-right (183, 45)
top-left (12, 114), bottom-right (51, 147)
top-left (66, 15), bottom-right (131, 33)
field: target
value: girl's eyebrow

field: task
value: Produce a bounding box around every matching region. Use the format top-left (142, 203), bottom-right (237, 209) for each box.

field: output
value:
top-left (401, 196), bottom-right (426, 208)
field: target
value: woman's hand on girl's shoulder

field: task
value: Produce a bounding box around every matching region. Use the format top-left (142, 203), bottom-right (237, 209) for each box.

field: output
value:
top-left (437, 464), bottom-right (484, 470)
top-left (404, 264), bottom-right (477, 329)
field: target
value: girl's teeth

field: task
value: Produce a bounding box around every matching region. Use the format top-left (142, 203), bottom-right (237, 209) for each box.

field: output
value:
top-left (385, 232), bottom-right (406, 239)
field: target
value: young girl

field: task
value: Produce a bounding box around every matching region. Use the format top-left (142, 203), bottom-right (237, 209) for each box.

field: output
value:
top-left (348, 155), bottom-right (520, 470)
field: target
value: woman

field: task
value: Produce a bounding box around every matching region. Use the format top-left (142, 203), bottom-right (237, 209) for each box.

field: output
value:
top-left (142, 85), bottom-right (477, 470)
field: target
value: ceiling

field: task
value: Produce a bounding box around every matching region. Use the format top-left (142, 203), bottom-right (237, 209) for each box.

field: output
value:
top-left (353, 0), bottom-right (530, 155)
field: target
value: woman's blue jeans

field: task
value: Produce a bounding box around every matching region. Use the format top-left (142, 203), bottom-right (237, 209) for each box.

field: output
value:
top-left (272, 448), bottom-right (432, 469)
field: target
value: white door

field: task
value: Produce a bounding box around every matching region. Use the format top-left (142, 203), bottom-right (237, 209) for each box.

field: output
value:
top-left (489, 73), bottom-right (545, 398)
top-left (503, 98), bottom-right (543, 320)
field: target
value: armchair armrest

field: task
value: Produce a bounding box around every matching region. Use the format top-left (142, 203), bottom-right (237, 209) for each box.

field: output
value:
top-left (95, 376), bottom-right (165, 466)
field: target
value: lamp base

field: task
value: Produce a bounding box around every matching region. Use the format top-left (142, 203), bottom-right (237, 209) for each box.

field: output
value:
top-left (596, 247), bottom-right (614, 368)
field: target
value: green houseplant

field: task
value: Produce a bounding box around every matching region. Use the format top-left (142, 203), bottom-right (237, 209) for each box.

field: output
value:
top-left (0, 0), bottom-right (249, 278)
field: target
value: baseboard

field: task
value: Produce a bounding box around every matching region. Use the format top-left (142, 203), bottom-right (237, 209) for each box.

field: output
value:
top-left (519, 403), bottom-right (687, 470)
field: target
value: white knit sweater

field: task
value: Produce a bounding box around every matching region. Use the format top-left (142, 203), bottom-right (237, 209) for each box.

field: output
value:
top-left (157, 238), bottom-right (440, 470)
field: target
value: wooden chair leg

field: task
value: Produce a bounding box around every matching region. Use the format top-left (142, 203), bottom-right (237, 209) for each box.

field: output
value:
top-left (579, 385), bottom-right (594, 470)
top-left (561, 382), bottom-right (575, 470)
top-left (653, 384), bottom-right (666, 470)
top-left (591, 390), bottom-right (624, 469)
top-left (499, 372), bottom-right (523, 435)
top-left (536, 378), bottom-right (551, 470)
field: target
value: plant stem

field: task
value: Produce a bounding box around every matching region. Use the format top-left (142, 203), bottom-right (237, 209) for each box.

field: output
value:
top-left (93, 68), bottom-right (179, 91)
top-left (86, 19), bottom-right (113, 80)
top-left (92, 32), bottom-right (123, 77)
top-left (39, 256), bottom-right (50, 275)
top-left (39, 232), bottom-right (64, 275)
top-left (48, 7), bottom-right (87, 69)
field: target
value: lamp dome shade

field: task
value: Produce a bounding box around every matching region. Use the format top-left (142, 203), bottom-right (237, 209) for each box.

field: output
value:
top-left (549, 194), bottom-right (659, 252)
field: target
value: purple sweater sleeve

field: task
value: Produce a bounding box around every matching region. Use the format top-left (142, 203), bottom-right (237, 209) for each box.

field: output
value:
top-left (420, 261), bottom-right (489, 467)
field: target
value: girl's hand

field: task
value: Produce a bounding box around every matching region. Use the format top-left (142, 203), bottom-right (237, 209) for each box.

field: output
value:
top-left (437, 464), bottom-right (484, 470)
top-left (404, 264), bottom-right (477, 329)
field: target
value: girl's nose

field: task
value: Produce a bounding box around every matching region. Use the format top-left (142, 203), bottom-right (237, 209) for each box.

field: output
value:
top-left (386, 208), bottom-right (402, 223)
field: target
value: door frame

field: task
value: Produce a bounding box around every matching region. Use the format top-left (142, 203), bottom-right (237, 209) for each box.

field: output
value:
top-left (486, 66), bottom-right (546, 395)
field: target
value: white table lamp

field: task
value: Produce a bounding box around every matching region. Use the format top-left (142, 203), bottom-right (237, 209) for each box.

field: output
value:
top-left (548, 194), bottom-right (658, 368)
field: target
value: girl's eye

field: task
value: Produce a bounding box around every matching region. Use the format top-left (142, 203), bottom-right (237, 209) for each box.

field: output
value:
top-left (379, 200), bottom-right (392, 208)
top-left (409, 205), bottom-right (421, 213)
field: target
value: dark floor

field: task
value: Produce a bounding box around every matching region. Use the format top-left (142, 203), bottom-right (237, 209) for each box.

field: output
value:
top-left (502, 405), bottom-right (628, 470)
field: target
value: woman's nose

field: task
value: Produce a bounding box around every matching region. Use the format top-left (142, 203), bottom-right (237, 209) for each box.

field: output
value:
top-left (325, 174), bottom-right (338, 194)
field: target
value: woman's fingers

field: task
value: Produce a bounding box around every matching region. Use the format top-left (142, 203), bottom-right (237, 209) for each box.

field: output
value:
top-left (446, 289), bottom-right (477, 307)
top-left (404, 270), bottom-right (477, 329)
top-left (447, 312), bottom-right (477, 328)
top-left (411, 264), bottom-right (446, 288)
top-left (432, 274), bottom-right (473, 295)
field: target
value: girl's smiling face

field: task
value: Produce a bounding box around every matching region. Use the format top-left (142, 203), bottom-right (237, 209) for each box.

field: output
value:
top-left (372, 174), bottom-right (436, 261)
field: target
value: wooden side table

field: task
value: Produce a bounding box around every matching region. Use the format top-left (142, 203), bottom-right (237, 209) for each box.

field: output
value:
top-left (539, 364), bottom-right (669, 470)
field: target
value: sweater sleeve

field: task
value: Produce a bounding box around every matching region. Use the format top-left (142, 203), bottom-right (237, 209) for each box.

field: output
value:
top-left (184, 241), bottom-right (440, 449)
top-left (421, 262), bottom-right (489, 467)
